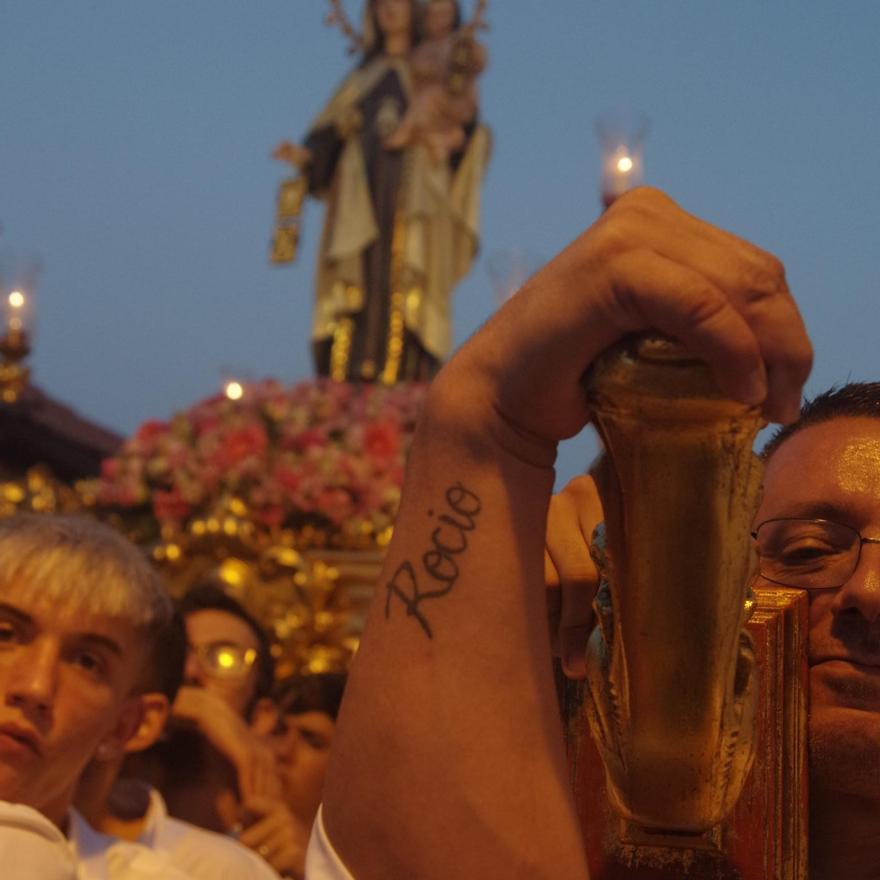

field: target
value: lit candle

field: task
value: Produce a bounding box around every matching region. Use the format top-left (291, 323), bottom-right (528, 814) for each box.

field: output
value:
top-left (224, 380), bottom-right (244, 401)
top-left (0, 288), bottom-right (33, 402)
top-left (595, 108), bottom-right (650, 209)
top-left (4, 290), bottom-right (30, 342)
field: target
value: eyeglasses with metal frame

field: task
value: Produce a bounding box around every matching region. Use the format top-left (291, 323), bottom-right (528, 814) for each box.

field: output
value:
top-left (187, 641), bottom-right (258, 678)
top-left (751, 517), bottom-right (880, 590)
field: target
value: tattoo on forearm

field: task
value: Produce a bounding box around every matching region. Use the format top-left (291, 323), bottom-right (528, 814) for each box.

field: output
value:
top-left (384, 482), bottom-right (482, 639)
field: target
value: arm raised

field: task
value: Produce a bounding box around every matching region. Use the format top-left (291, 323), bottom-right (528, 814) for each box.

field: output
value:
top-left (322, 188), bottom-right (812, 880)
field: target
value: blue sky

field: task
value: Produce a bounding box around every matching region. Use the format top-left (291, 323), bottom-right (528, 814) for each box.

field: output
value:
top-left (2, 1), bottom-right (879, 485)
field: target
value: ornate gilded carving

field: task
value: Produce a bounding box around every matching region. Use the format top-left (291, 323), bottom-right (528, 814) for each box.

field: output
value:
top-left (0, 466), bottom-right (83, 516)
top-left (582, 335), bottom-right (764, 834)
top-left (0, 466), bottom-right (379, 676)
top-left (330, 315), bottom-right (356, 382)
top-left (270, 175), bottom-right (308, 265)
top-left (562, 587), bottom-right (808, 879)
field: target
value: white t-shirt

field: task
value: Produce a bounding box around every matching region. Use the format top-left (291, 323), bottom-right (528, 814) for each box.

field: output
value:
top-left (135, 787), bottom-right (279, 880)
top-left (69, 807), bottom-right (192, 880)
top-left (70, 788), bottom-right (279, 880)
top-left (305, 806), bottom-right (354, 880)
top-left (0, 800), bottom-right (78, 880)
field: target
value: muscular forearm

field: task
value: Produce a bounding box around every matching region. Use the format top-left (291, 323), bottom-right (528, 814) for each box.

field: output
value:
top-left (324, 369), bottom-right (588, 880)
top-left (321, 189), bottom-right (811, 880)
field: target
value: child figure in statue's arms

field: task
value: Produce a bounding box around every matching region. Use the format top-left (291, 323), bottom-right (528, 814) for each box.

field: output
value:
top-left (384, 0), bottom-right (487, 164)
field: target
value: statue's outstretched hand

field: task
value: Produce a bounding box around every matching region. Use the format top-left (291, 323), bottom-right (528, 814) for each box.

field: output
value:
top-left (441, 187), bottom-right (813, 467)
top-left (271, 140), bottom-right (312, 170)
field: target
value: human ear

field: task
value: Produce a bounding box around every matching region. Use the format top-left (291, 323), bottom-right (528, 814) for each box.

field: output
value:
top-left (95, 692), bottom-right (169, 761)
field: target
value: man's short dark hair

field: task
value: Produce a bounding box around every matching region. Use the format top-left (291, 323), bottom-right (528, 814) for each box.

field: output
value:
top-left (762, 382), bottom-right (880, 460)
top-left (178, 583), bottom-right (275, 706)
top-left (136, 610), bottom-right (187, 702)
top-left (272, 673), bottom-right (347, 721)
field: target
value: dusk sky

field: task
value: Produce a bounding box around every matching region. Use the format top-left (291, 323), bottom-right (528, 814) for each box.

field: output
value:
top-left (3, 2), bottom-right (879, 486)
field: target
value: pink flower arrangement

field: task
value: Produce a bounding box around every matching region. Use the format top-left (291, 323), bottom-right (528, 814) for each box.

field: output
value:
top-left (89, 379), bottom-right (427, 546)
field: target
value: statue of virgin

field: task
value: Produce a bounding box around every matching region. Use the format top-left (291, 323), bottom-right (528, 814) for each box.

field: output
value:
top-left (274, 0), bottom-right (490, 383)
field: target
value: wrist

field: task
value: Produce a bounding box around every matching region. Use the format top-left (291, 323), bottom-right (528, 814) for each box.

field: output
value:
top-left (421, 362), bottom-right (559, 473)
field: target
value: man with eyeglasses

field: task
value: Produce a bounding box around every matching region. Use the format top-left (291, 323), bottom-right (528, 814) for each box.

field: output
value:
top-left (131, 584), bottom-right (309, 877)
top-left (542, 383), bottom-right (880, 880)
top-left (750, 383), bottom-right (880, 878)
top-left (73, 610), bottom-right (282, 879)
top-left (299, 189), bottom-right (877, 880)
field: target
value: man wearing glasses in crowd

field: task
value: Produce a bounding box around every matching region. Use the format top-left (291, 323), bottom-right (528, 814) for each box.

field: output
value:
top-left (304, 190), bottom-right (877, 880)
top-left (132, 585), bottom-right (309, 877)
top-left (543, 384), bottom-right (880, 880)
top-left (750, 385), bottom-right (880, 877)
top-left (73, 608), bottom-right (283, 879)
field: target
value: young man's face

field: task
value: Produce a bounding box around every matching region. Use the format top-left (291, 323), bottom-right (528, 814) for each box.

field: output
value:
top-left (183, 609), bottom-right (260, 717)
top-left (263, 709), bottom-right (336, 825)
top-left (0, 591), bottom-right (148, 825)
top-left (756, 416), bottom-right (880, 798)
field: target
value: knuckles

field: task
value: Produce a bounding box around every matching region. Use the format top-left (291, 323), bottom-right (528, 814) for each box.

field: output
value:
top-left (788, 335), bottom-right (815, 383)
top-left (740, 253), bottom-right (789, 302)
top-left (611, 186), bottom-right (674, 212)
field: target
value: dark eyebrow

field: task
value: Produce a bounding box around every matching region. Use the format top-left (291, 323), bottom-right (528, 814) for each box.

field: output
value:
top-left (0, 602), bottom-right (34, 626)
top-left (761, 502), bottom-right (855, 525)
top-left (76, 633), bottom-right (124, 658)
top-left (0, 602), bottom-right (123, 656)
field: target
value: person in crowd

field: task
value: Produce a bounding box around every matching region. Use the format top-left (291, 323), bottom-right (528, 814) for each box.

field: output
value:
top-left (133, 583), bottom-right (279, 832)
top-left (737, 384), bottom-right (880, 879)
top-left (304, 187), bottom-right (821, 878)
top-left (74, 610), bottom-right (281, 879)
top-left (252, 674), bottom-right (346, 830)
top-left (129, 583), bottom-right (308, 876)
top-left (546, 384), bottom-right (880, 880)
top-left (0, 514), bottom-right (179, 878)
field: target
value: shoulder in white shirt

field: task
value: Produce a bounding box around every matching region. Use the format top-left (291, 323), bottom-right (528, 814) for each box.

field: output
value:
top-left (0, 800), bottom-right (77, 880)
top-left (69, 807), bottom-right (191, 880)
top-left (69, 787), bottom-right (279, 880)
top-left (305, 806), bottom-right (354, 880)
top-left (135, 787), bottom-right (279, 880)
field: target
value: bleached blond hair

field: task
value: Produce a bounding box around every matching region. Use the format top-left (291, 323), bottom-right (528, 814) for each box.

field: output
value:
top-left (0, 513), bottom-right (173, 637)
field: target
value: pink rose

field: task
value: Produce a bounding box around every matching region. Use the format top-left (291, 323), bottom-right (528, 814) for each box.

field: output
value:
top-left (257, 505), bottom-right (285, 528)
top-left (132, 419), bottom-right (170, 455)
top-left (363, 421), bottom-right (401, 463)
top-left (293, 428), bottom-right (329, 452)
top-left (152, 487), bottom-right (191, 522)
top-left (274, 466), bottom-right (301, 494)
top-left (212, 424), bottom-right (269, 469)
top-left (314, 487), bottom-right (354, 526)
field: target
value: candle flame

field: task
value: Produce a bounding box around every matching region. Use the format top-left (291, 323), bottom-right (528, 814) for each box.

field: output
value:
top-left (224, 381), bottom-right (244, 401)
top-left (8, 291), bottom-right (25, 309)
top-left (616, 156), bottom-right (634, 174)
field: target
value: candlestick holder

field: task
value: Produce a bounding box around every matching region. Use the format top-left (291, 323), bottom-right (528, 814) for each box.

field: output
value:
top-left (0, 290), bottom-right (33, 403)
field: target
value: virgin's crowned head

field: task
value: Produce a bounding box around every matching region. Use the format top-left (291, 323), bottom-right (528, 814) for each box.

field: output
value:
top-left (363, 0), bottom-right (420, 58)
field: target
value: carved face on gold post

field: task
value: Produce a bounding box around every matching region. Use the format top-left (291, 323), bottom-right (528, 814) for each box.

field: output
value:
top-left (756, 416), bottom-right (880, 799)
